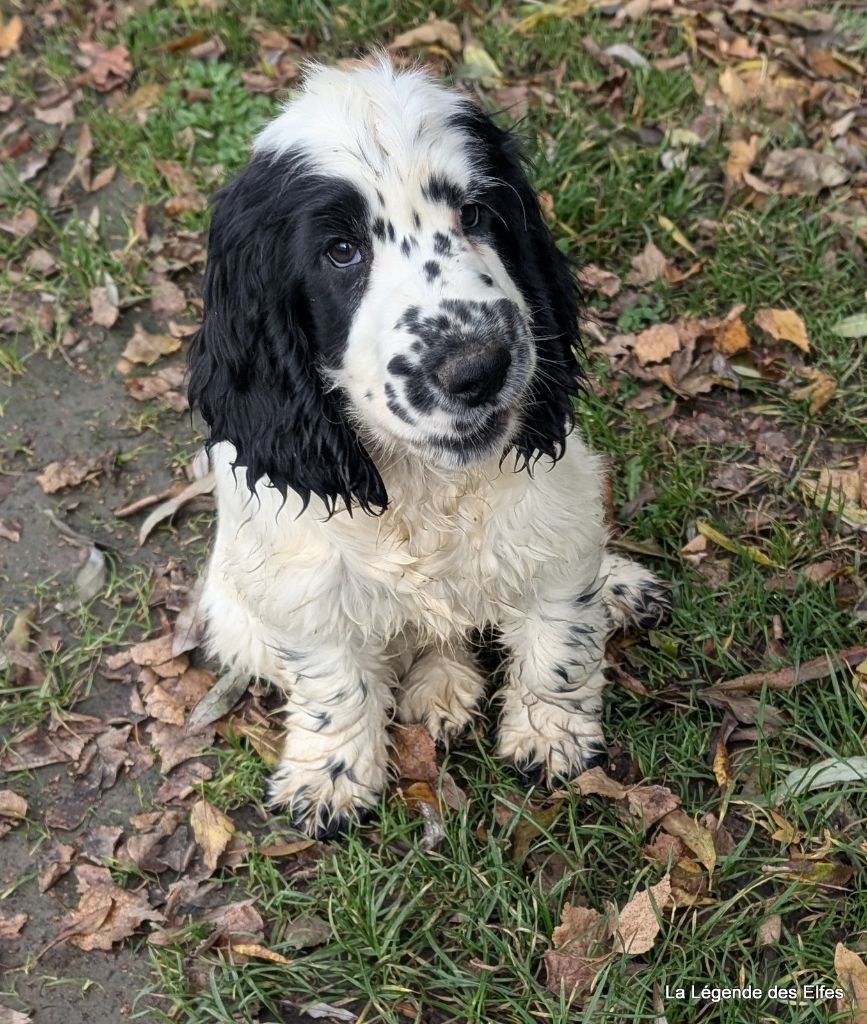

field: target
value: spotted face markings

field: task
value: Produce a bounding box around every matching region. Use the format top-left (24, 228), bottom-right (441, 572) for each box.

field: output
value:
top-left (433, 232), bottom-right (452, 257)
top-left (372, 217), bottom-right (386, 240)
top-left (423, 174), bottom-right (463, 209)
top-left (387, 221), bottom-right (395, 243)
top-left (424, 260), bottom-right (441, 282)
top-left (384, 381), bottom-right (415, 424)
top-left (478, 273), bottom-right (493, 287)
top-left (400, 238), bottom-right (411, 257)
top-left (413, 211), bottom-right (421, 229)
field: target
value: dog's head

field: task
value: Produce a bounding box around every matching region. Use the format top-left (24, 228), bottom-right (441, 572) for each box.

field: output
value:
top-left (189, 60), bottom-right (582, 513)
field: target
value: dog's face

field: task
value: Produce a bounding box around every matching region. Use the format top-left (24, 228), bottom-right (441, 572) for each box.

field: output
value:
top-left (190, 61), bottom-right (582, 511)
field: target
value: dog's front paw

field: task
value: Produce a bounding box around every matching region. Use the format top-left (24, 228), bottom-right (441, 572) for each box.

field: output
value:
top-left (600, 554), bottom-right (672, 632)
top-left (496, 696), bottom-right (608, 787)
top-left (397, 647), bottom-right (485, 748)
top-left (269, 742), bottom-right (388, 839)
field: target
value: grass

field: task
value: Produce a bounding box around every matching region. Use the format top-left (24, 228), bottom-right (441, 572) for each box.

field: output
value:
top-left (1, 1), bottom-right (866, 1022)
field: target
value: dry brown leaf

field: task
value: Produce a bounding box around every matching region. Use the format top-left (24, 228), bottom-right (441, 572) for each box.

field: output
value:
top-left (545, 904), bottom-right (610, 1001)
top-left (229, 942), bottom-right (292, 964)
top-left (0, 910), bottom-right (27, 939)
top-left (836, 943), bottom-right (867, 1023)
top-left (259, 839), bottom-right (316, 858)
top-left (577, 264), bottom-right (621, 298)
top-left (610, 874), bottom-right (671, 955)
top-left (790, 367), bottom-right (837, 414)
top-left (391, 723), bottom-right (438, 782)
top-left (758, 914), bottom-right (781, 946)
top-left (625, 785), bottom-right (681, 826)
top-left (150, 277), bottom-right (186, 318)
top-left (763, 148), bottom-right (849, 194)
top-left (222, 717), bottom-right (282, 767)
top-left (78, 42), bottom-right (133, 91)
top-left (60, 864), bottom-right (164, 950)
top-left (0, 14), bottom-right (23, 53)
top-left (36, 451), bottom-right (113, 493)
top-left (724, 136), bottom-right (758, 184)
top-left (625, 241), bottom-right (669, 286)
top-left (118, 324), bottom-right (181, 370)
top-left (90, 285), bottom-right (118, 328)
top-left (154, 159), bottom-right (197, 195)
top-left (571, 766), bottom-right (625, 800)
top-left (0, 790), bottom-right (28, 820)
top-left (190, 799), bottom-right (235, 870)
top-left (633, 323), bottom-right (681, 366)
top-left (0, 1006), bottom-right (32, 1024)
top-left (389, 19), bottom-right (462, 55)
top-left (34, 98), bottom-right (76, 126)
top-left (714, 317), bottom-right (750, 355)
top-left (816, 468), bottom-right (861, 507)
top-left (0, 207), bottom-right (38, 238)
top-left (718, 67), bottom-right (748, 107)
top-left (754, 307), bottom-right (810, 353)
top-left (147, 720), bottom-right (215, 773)
top-left (126, 364), bottom-right (188, 412)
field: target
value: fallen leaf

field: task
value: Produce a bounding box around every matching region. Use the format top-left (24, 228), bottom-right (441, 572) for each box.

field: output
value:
top-left (833, 313), bottom-right (867, 339)
top-left (391, 723), bottom-right (438, 782)
top-left (603, 43), bottom-right (648, 68)
top-left (229, 942), bottom-right (292, 964)
top-left (577, 264), bottom-right (621, 298)
top-left (0, 790), bottom-right (27, 819)
top-left (222, 717), bottom-right (282, 766)
top-left (572, 767), bottom-right (626, 800)
top-left (0, 14), bottom-right (23, 53)
top-left (710, 646), bottom-right (867, 694)
top-left (462, 44), bottom-right (503, 87)
top-left (147, 720), bottom-right (215, 773)
top-left (545, 903), bottom-right (610, 1002)
top-left (763, 148), bottom-right (848, 194)
top-left (713, 316), bottom-right (750, 355)
top-left (77, 41), bottom-right (133, 92)
top-left (510, 801), bottom-right (563, 865)
top-left (659, 810), bottom-right (716, 874)
top-left (0, 207), bottom-right (38, 238)
top-left (772, 756), bottom-right (867, 804)
top-left (125, 364), bottom-right (189, 412)
top-left (138, 472), bottom-right (215, 544)
top-left (836, 944), bottom-right (867, 1023)
top-left (118, 324), bottom-right (181, 370)
top-left (89, 282), bottom-right (119, 327)
top-left (633, 324), bottom-right (681, 366)
top-left (75, 546), bottom-right (107, 603)
top-left (696, 519), bottom-right (782, 569)
top-left (33, 98), bottom-right (76, 126)
top-left (610, 874), bottom-right (671, 955)
top-left (754, 307), bottom-right (810, 353)
top-left (758, 915), bottom-right (781, 946)
top-left (389, 19), bottom-right (461, 54)
top-left (259, 839), bottom-right (316, 858)
top-left (790, 367), bottom-right (837, 414)
top-left (129, 634), bottom-right (188, 676)
top-left (625, 241), bottom-right (669, 286)
top-left (36, 451), bottom-right (114, 493)
top-left (0, 911), bottom-right (27, 939)
top-left (150, 277), bottom-right (186, 318)
top-left (186, 669), bottom-right (249, 732)
top-left (724, 136), bottom-right (758, 184)
top-left (190, 799), bottom-right (235, 870)
top-left (59, 864), bottom-right (164, 950)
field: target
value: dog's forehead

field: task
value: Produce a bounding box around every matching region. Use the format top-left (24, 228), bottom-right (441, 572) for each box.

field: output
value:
top-left (253, 62), bottom-right (476, 207)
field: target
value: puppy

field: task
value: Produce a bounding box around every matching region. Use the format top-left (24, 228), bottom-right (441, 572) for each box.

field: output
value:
top-left (189, 59), bottom-right (669, 838)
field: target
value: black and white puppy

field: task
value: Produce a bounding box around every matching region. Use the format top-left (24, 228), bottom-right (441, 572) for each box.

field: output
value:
top-left (189, 59), bottom-right (669, 838)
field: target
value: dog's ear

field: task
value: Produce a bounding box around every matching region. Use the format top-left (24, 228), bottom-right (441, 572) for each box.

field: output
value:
top-left (188, 156), bottom-right (387, 514)
top-left (452, 105), bottom-right (583, 466)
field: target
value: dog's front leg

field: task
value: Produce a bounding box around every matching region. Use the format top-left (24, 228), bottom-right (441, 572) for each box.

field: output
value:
top-left (496, 579), bottom-right (610, 784)
top-left (269, 646), bottom-right (393, 838)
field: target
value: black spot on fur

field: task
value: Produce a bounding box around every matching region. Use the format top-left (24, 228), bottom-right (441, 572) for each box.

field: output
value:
top-left (478, 273), bottom-right (493, 287)
top-left (413, 210), bottom-right (421, 228)
top-left (372, 217), bottom-right (386, 240)
top-left (424, 260), bottom-right (441, 281)
top-left (424, 174), bottom-right (463, 209)
top-left (433, 232), bottom-right (452, 256)
top-left (400, 238), bottom-right (411, 257)
top-left (387, 221), bottom-right (395, 243)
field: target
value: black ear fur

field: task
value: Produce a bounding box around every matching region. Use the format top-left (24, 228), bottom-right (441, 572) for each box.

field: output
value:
top-left (451, 105), bottom-right (583, 466)
top-left (188, 155), bottom-right (387, 514)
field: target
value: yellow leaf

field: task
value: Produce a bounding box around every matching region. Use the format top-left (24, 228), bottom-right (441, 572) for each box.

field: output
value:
top-left (657, 215), bottom-right (697, 255)
top-left (190, 799), bottom-right (234, 870)
top-left (790, 367), bottom-right (837, 414)
top-left (659, 810), bottom-right (717, 874)
top-left (754, 307), bottom-right (810, 353)
top-left (230, 942), bottom-right (293, 964)
top-left (462, 44), bottom-right (503, 87)
top-left (714, 317), bottom-right (750, 355)
top-left (0, 14), bottom-right (23, 52)
top-left (633, 323), bottom-right (681, 366)
top-left (712, 742), bottom-right (732, 788)
top-left (724, 136), bottom-right (758, 184)
top-left (696, 519), bottom-right (783, 569)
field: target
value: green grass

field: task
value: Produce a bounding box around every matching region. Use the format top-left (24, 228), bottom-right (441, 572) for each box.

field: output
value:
top-left (2, 1), bottom-right (866, 1022)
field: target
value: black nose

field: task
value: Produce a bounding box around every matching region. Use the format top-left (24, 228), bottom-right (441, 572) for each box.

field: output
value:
top-left (435, 346), bottom-right (512, 406)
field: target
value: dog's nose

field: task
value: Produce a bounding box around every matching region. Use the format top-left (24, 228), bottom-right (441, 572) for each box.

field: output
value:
top-left (435, 346), bottom-right (512, 406)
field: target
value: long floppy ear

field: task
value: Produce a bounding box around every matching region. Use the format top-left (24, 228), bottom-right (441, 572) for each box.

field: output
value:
top-left (451, 105), bottom-right (583, 466)
top-left (188, 155), bottom-right (387, 514)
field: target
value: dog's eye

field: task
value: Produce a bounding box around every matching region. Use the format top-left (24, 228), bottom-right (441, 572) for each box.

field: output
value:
top-left (326, 241), bottom-right (362, 267)
top-left (460, 204), bottom-right (481, 230)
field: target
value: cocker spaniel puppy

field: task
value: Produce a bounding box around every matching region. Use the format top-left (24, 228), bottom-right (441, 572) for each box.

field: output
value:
top-left (189, 59), bottom-right (669, 838)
